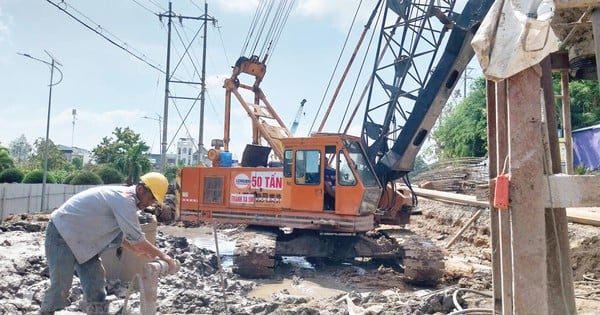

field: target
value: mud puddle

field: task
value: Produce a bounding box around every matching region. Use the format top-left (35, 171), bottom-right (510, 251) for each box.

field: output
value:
top-left (249, 278), bottom-right (348, 300)
top-left (158, 225), bottom-right (236, 266)
top-left (158, 226), bottom-right (354, 301)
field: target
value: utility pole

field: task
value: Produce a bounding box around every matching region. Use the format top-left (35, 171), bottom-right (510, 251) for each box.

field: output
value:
top-left (159, 2), bottom-right (173, 173)
top-left (158, 1), bottom-right (217, 171)
top-left (18, 51), bottom-right (63, 212)
top-left (71, 108), bottom-right (77, 159)
top-left (199, 1), bottom-right (214, 163)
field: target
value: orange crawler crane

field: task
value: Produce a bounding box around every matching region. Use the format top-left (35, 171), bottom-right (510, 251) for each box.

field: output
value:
top-left (177, 0), bottom-right (493, 283)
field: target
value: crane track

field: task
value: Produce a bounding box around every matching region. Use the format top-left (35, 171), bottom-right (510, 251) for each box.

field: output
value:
top-left (380, 228), bottom-right (445, 284)
top-left (232, 226), bottom-right (444, 284)
top-left (232, 228), bottom-right (277, 278)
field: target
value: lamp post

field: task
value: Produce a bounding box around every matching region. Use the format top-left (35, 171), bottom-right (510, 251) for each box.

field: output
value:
top-left (18, 51), bottom-right (63, 212)
top-left (142, 114), bottom-right (163, 169)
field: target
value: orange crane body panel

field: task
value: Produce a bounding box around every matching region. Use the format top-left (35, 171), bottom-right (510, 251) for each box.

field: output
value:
top-left (179, 134), bottom-right (378, 233)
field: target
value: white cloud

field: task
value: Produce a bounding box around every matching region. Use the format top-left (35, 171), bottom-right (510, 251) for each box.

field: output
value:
top-left (295, 0), bottom-right (375, 30)
top-left (213, 0), bottom-right (259, 13)
top-left (0, 6), bottom-right (13, 64)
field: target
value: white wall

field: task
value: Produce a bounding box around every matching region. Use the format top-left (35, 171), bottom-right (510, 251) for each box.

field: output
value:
top-left (0, 183), bottom-right (96, 222)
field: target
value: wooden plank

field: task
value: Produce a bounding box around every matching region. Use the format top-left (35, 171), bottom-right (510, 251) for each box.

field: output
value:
top-left (495, 79), bottom-right (513, 315)
top-left (542, 57), bottom-right (577, 315)
top-left (507, 67), bottom-right (548, 315)
top-left (555, 0), bottom-right (600, 8)
top-left (412, 187), bottom-right (489, 207)
top-left (543, 175), bottom-right (600, 208)
top-left (566, 207), bottom-right (600, 226)
top-left (486, 79), bottom-right (503, 312)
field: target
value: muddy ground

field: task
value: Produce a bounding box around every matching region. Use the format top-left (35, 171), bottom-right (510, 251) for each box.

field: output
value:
top-left (1, 198), bottom-right (600, 314)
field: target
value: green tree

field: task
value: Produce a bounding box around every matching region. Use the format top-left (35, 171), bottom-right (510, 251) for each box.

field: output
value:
top-left (70, 171), bottom-right (103, 185)
top-left (71, 156), bottom-right (83, 170)
top-left (164, 165), bottom-right (179, 183)
top-left (23, 169), bottom-right (57, 183)
top-left (558, 78), bottom-right (600, 129)
top-left (432, 75), bottom-right (600, 160)
top-left (92, 127), bottom-right (152, 184)
top-left (30, 138), bottom-right (72, 171)
top-left (94, 164), bottom-right (124, 184)
top-left (432, 77), bottom-right (488, 158)
top-left (0, 146), bottom-right (15, 172)
top-left (9, 135), bottom-right (32, 165)
top-left (0, 168), bottom-right (24, 183)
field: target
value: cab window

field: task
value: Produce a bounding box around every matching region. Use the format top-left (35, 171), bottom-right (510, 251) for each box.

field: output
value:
top-left (338, 151), bottom-right (357, 186)
top-left (283, 149), bottom-right (293, 177)
top-left (295, 150), bottom-right (321, 185)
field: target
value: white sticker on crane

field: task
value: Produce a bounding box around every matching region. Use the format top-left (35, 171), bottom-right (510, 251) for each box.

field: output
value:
top-left (251, 171), bottom-right (283, 190)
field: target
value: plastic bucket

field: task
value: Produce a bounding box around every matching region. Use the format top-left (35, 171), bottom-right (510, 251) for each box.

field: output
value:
top-left (220, 151), bottom-right (233, 167)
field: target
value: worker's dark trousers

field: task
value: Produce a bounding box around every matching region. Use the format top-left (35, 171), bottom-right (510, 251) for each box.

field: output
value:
top-left (40, 221), bottom-right (108, 314)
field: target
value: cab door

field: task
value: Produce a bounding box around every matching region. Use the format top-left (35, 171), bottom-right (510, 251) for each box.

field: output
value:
top-left (290, 149), bottom-right (324, 211)
top-left (332, 150), bottom-right (362, 215)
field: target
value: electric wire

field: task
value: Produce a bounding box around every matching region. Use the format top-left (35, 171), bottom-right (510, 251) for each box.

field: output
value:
top-left (166, 96), bottom-right (201, 153)
top-left (145, 0), bottom-right (165, 12)
top-left (337, 3), bottom-right (382, 133)
top-left (308, 0), bottom-right (364, 135)
top-left (171, 22), bottom-right (204, 81)
top-left (47, 0), bottom-right (220, 157)
top-left (187, 0), bottom-right (203, 12)
top-left (45, 0), bottom-right (165, 73)
top-left (131, 0), bottom-right (158, 16)
top-left (216, 24), bottom-right (231, 66)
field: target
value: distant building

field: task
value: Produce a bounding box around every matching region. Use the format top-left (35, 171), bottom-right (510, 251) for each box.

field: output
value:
top-left (177, 137), bottom-right (195, 166)
top-left (147, 138), bottom-right (210, 170)
top-left (57, 145), bottom-right (92, 164)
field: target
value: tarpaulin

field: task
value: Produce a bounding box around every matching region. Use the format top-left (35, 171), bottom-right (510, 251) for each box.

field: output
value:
top-left (472, 0), bottom-right (560, 80)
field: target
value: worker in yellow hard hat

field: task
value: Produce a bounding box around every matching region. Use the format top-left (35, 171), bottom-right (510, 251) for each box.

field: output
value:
top-left (39, 172), bottom-right (177, 315)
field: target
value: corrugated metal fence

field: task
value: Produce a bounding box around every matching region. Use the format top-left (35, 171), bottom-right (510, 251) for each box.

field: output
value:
top-left (0, 183), bottom-right (96, 222)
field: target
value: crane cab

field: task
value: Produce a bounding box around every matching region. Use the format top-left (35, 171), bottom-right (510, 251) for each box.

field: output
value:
top-left (280, 134), bottom-right (381, 217)
top-left (177, 134), bottom-right (383, 233)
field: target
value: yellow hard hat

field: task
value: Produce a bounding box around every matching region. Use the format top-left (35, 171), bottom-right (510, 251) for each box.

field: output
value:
top-left (140, 172), bottom-right (168, 204)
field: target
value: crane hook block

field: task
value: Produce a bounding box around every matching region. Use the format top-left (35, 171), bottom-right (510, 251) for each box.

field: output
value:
top-left (493, 174), bottom-right (510, 210)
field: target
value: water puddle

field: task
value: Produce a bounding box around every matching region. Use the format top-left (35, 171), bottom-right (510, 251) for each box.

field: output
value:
top-left (158, 226), bottom-right (353, 301)
top-left (158, 226), bottom-right (236, 267)
top-left (249, 278), bottom-right (347, 300)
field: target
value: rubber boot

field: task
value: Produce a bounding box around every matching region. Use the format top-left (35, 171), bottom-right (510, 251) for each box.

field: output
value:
top-left (86, 301), bottom-right (109, 315)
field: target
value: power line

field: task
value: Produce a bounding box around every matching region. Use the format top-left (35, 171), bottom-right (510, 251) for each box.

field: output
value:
top-left (130, 0), bottom-right (159, 16)
top-left (158, 1), bottom-right (217, 170)
top-left (45, 0), bottom-right (165, 74)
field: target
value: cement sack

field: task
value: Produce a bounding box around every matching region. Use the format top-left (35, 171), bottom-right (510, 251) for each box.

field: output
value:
top-left (472, 0), bottom-right (560, 80)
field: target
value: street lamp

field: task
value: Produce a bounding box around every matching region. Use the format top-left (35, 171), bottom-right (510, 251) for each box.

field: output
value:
top-left (142, 114), bottom-right (163, 168)
top-left (18, 51), bottom-right (63, 212)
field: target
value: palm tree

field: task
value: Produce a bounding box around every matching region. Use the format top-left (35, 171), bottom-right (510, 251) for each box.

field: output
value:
top-left (115, 143), bottom-right (152, 185)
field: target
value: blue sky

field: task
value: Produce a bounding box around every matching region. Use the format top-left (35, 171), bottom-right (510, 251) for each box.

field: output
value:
top-left (1, 0), bottom-right (479, 160)
top-left (0, 0), bottom-right (384, 157)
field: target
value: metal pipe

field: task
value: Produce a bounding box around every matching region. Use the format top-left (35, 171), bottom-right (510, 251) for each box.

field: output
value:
top-left (140, 259), bottom-right (180, 315)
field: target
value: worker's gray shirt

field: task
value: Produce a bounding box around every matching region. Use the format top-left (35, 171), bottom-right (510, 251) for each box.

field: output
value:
top-left (51, 185), bottom-right (146, 264)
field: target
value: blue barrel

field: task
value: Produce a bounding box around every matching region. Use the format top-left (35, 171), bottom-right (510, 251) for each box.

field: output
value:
top-left (220, 151), bottom-right (233, 167)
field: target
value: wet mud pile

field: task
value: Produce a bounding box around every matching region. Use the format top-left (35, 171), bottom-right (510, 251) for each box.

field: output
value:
top-left (1, 198), bottom-right (600, 314)
top-left (0, 218), bottom-right (465, 315)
